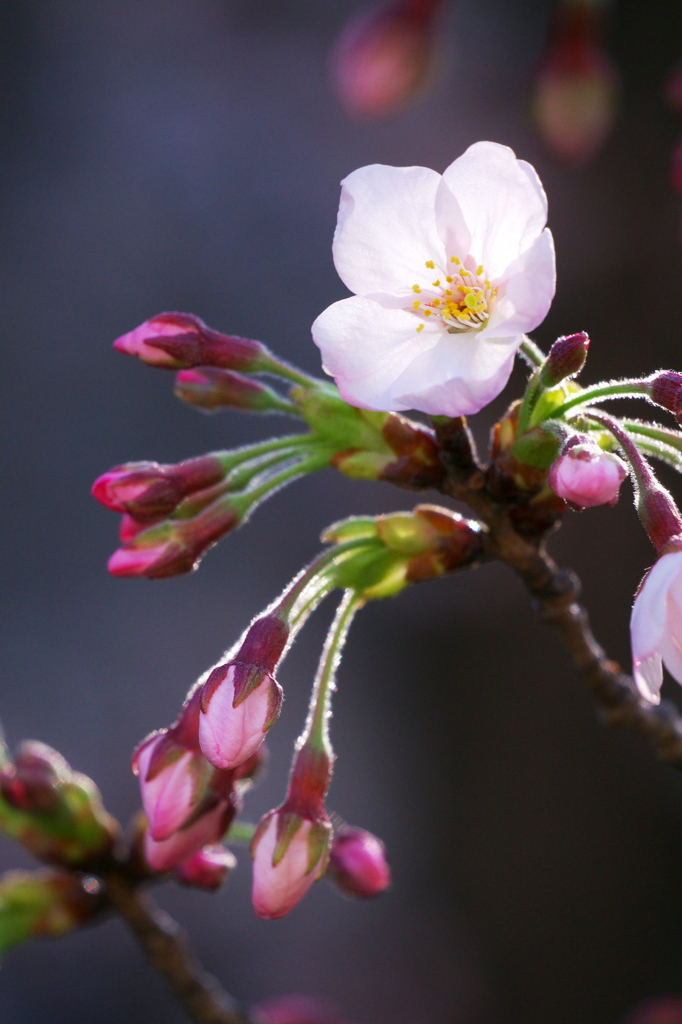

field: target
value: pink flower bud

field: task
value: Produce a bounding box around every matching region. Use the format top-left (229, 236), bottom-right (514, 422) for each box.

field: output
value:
top-left (254, 994), bottom-right (354, 1024)
top-left (549, 442), bottom-right (627, 509)
top-left (174, 844), bottom-right (236, 890)
top-left (144, 799), bottom-right (237, 873)
top-left (107, 498), bottom-right (240, 578)
top-left (251, 810), bottom-right (331, 919)
top-left (174, 368), bottom-right (291, 415)
top-left (199, 615), bottom-right (289, 770)
top-left (92, 455), bottom-right (225, 520)
top-left (665, 62), bottom-right (682, 114)
top-left (133, 732), bottom-right (211, 842)
top-left (331, 0), bottom-right (442, 118)
top-left (540, 332), bottom-right (590, 387)
top-left (624, 997), bottom-right (682, 1024)
top-left (119, 513), bottom-right (161, 543)
top-left (327, 827), bottom-right (391, 898)
top-left (0, 741), bottom-right (67, 813)
top-left (113, 312), bottom-right (266, 371)
top-left (531, 3), bottom-right (618, 165)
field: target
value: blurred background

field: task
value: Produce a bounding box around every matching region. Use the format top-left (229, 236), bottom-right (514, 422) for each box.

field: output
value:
top-left (1, 0), bottom-right (682, 1021)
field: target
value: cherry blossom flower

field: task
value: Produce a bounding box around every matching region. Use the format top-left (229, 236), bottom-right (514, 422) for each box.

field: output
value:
top-left (312, 141), bottom-right (555, 417)
top-left (630, 547), bottom-right (682, 704)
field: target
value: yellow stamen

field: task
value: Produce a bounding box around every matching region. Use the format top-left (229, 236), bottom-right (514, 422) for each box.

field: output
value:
top-left (425, 260), bottom-right (435, 269)
top-left (412, 300), bottom-right (421, 310)
top-left (476, 265), bottom-right (484, 276)
top-left (416, 324), bottom-right (424, 333)
top-left (446, 275), bottom-right (453, 283)
top-left (424, 309), bottom-right (432, 317)
top-left (412, 284), bottom-right (421, 293)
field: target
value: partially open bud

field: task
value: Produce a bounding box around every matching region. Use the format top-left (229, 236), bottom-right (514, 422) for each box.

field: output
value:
top-left (0, 869), bottom-right (102, 955)
top-left (175, 368), bottom-right (294, 415)
top-left (144, 796), bottom-right (238, 873)
top-left (540, 332), bottom-right (590, 387)
top-left (107, 496), bottom-right (240, 578)
top-left (331, 0), bottom-right (442, 117)
top-left (251, 809), bottom-right (332, 920)
top-left (549, 440), bottom-right (627, 509)
top-left (92, 455), bottom-right (226, 521)
top-left (174, 844), bottom-right (237, 890)
top-left (327, 826), bottom-right (391, 898)
top-left (113, 312), bottom-right (267, 372)
top-left (531, 1), bottom-right (618, 164)
top-left (199, 615), bottom-right (289, 770)
top-left (254, 994), bottom-right (354, 1024)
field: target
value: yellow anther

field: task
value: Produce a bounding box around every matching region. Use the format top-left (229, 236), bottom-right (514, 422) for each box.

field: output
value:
top-left (425, 260), bottom-right (435, 269)
top-left (484, 280), bottom-right (491, 288)
top-left (445, 289), bottom-right (452, 295)
top-left (476, 265), bottom-right (484, 276)
top-left (416, 324), bottom-right (424, 333)
top-left (432, 279), bottom-right (440, 287)
top-left (432, 299), bottom-right (441, 307)
top-left (412, 300), bottom-right (421, 310)
top-left (445, 275), bottom-right (453, 283)
top-left (424, 309), bottom-right (432, 317)
top-left (412, 284), bottom-right (421, 293)
top-left (451, 256), bottom-right (461, 264)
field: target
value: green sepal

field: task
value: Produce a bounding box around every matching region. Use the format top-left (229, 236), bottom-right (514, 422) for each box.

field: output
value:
top-left (529, 385), bottom-right (572, 427)
top-left (333, 547), bottom-right (408, 600)
top-left (376, 512), bottom-right (434, 556)
top-left (290, 383), bottom-right (392, 454)
top-left (272, 811), bottom-right (304, 867)
top-left (321, 517), bottom-right (379, 544)
top-left (334, 451), bottom-right (392, 479)
top-left (307, 820), bottom-right (332, 876)
top-left (511, 428), bottom-right (561, 470)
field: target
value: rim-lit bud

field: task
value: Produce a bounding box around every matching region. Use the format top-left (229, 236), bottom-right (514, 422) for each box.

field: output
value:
top-left (107, 497), bottom-right (240, 578)
top-left (327, 826), bottom-right (391, 898)
top-left (540, 332), bottom-right (590, 387)
top-left (0, 869), bottom-right (102, 954)
top-left (624, 997), bottom-right (682, 1024)
top-left (645, 371), bottom-right (682, 425)
top-left (113, 312), bottom-right (267, 372)
top-left (0, 741), bottom-right (66, 812)
top-left (331, 0), bottom-right (442, 117)
top-left (199, 615), bottom-right (289, 770)
top-left (254, 994), bottom-right (354, 1024)
top-left (174, 844), bottom-right (237, 890)
top-left (531, 1), bottom-right (618, 164)
top-left (92, 455), bottom-right (226, 521)
top-left (144, 798), bottom-right (237, 873)
top-left (549, 440), bottom-right (627, 509)
top-left (251, 810), bottom-right (331, 920)
top-left (175, 368), bottom-right (293, 415)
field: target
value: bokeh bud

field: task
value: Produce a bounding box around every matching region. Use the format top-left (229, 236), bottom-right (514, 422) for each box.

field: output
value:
top-left (0, 869), bottom-right (102, 955)
top-left (174, 844), bottom-right (237, 890)
top-left (254, 994), bottom-right (355, 1024)
top-left (327, 826), bottom-right (391, 898)
top-left (175, 368), bottom-right (293, 415)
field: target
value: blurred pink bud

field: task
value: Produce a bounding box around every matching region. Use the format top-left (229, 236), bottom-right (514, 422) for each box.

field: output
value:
top-left (531, 2), bottom-right (619, 164)
top-left (113, 312), bottom-right (266, 371)
top-left (251, 810), bottom-right (331, 919)
top-left (665, 62), bottom-right (682, 114)
top-left (549, 442), bottom-right (627, 508)
top-left (624, 997), bottom-right (682, 1024)
top-left (174, 844), bottom-right (236, 890)
top-left (331, 0), bottom-right (442, 117)
top-left (254, 994), bottom-right (355, 1024)
top-left (108, 498), bottom-right (239, 578)
top-left (144, 799), bottom-right (236, 873)
top-left (199, 615), bottom-right (289, 770)
top-left (175, 368), bottom-right (292, 415)
top-left (92, 455), bottom-right (225, 520)
top-left (540, 331), bottom-right (590, 387)
top-left (0, 741), bottom-right (67, 812)
top-left (327, 827), bottom-right (391, 898)
top-left (119, 513), bottom-right (161, 543)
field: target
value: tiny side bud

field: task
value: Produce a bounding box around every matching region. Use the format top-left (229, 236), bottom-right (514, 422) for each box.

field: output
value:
top-left (327, 826), bottom-right (391, 898)
top-left (540, 332), bottom-right (590, 387)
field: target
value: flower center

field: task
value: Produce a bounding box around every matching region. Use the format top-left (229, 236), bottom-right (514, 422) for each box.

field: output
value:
top-left (410, 257), bottom-right (497, 334)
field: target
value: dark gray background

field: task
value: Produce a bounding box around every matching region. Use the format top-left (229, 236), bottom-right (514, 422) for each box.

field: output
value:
top-left (1, 1), bottom-right (682, 1022)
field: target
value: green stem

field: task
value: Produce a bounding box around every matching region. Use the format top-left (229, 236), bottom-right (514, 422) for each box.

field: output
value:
top-left (237, 449), bottom-right (332, 512)
top-left (519, 336), bottom-right (546, 368)
top-left (621, 419), bottom-right (682, 453)
top-left (225, 821), bottom-right (256, 845)
top-left (306, 590), bottom-right (364, 750)
top-left (214, 435), bottom-right (312, 474)
top-left (550, 381), bottom-right (650, 420)
top-left (517, 370), bottom-right (543, 435)
top-left (257, 353), bottom-right (323, 389)
top-left (276, 539), bottom-right (376, 624)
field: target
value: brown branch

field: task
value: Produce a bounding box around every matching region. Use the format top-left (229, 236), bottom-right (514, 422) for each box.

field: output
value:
top-left (103, 872), bottom-right (252, 1024)
top-left (432, 416), bottom-right (682, 768)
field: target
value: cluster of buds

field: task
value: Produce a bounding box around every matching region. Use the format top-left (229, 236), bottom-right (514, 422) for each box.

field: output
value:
top-left (530, 0), bottom-right (619, 164)
top-left (330, 0), bottom-right (444, 118)
top-left (0, 869), bottom-right (103, 956)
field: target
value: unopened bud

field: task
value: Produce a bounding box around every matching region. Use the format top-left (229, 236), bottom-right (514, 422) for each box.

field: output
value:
top-left (144, 796), bottom-right (238, 873)
top-left (113, 312), bottom-right (267, 372)
top-left (331, 0), bottom-right (442, 117)
top-left (624, 998), bottom-right (682, 1024)
top-left (254, 994), bottom-right (354, 1024)
top-left (531, 2), bottom-right (618, 164)
top-left (174, 844), bottom-right (237, 890)
top-left (379, 413), bottom-right (444, 489)
top-left (107, 497), bottom-right (240, 578)
top-left (175, 368), bottom-right (293, 415)
top-left (0, 741), bottom-right (66, 812)
top-left (549, 440), bottom-right (627, 509)
top-left (327, 826), bottom-right (390, 898)
top-left (0, 869), bottom-right (102, 954)
top-left (645, 371), bottom-right (682, 424)
top-left (251, 808), bottom-right (332, 920)
top-left (199, 615), bottom-right (289, 770)
top-left (540, 332), bottom-right (590, 387)
top-left (92, 455), bottom-right (225, 520)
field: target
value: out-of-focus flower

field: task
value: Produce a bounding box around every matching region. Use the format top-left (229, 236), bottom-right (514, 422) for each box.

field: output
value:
top-left (327, 826), bottom-right (391, 898)
top-left (199, 614), bottom-right (289, 770)
top-left (630, 545), bottom-right (682, 704)
top-left (531, 0), bottom-right (619, 165)
top-left (312, 141), bottom-right (555, 417)
top-left (251, 809), bottom-right (331, 920)
top-left (624, 996), bottom-right (682, 1024)
top-left (331, 0), bottom-right (443, 118)
top-left (254, 993), bottom-right (355, 1024)
top-left (548, 441), bottom-right (627, 508)
top-left (113, 312), bottom-right (267, 371)
top-left (174, 844), bottom-right (236, 890)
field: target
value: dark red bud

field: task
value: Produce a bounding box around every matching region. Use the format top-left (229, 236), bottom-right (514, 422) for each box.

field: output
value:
top-left (92, 456), bottom-right (225, 520)
top-left (175, 368), bottom-right (285, 413)
top-left (0, 742), bottom-right (67, 812)
top-left (541, 332), bottom-right (590, 386)
top-left (647, 372), bottom-right (682, 424)
top-left (144, 315), bottom-right (266, 371)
